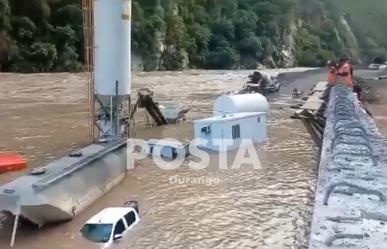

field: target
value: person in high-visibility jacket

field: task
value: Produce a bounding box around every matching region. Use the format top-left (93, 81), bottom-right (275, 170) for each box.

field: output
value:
top-left (321, 60), bottom-right (338, 100)
top-left (337, 58), bottom-right (353, 87)
top-left (327, 60), bottom-right (337, 86)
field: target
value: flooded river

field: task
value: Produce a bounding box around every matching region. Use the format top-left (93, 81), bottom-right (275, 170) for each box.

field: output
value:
top-left (0, 69), bottom-right (325, 249)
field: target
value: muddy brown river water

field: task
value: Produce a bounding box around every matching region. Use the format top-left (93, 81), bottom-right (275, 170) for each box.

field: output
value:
top-left (0, 69), bottom-right (325, 249)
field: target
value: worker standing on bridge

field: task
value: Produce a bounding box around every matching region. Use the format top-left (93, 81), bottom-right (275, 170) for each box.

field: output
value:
top-left (327, 60), bottom-right (337, 86)
top-left (321, 60), bottom-right (337, 100)
top-left (337, 58), bottom-right (353, 88)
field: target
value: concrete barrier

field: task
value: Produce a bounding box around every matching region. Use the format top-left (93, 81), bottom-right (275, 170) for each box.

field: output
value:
top-left (309, 84), bottom-right (387, 249)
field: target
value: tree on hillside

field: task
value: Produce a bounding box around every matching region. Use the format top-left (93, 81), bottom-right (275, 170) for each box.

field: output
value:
top-left (0, 0), bottom-right (386, 72)
top-left (0, 0), bottom-right (11, 69)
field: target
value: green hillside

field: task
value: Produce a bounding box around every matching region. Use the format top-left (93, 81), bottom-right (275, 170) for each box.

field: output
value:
top-left (0, 0), bottom-right (386, 72)
top-left (324, 0), bottom-right (387, 61)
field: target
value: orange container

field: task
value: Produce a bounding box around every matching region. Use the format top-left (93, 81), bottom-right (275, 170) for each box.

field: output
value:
top-left (0, 152), bottom-right (27, 173)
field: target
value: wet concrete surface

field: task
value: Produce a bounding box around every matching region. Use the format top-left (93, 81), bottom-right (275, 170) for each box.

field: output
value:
top-left (309, 82), bottom-right (387, 249)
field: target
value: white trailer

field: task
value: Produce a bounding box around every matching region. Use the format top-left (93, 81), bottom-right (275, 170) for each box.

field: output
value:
top-left (213, 93), bottom-right (269, 116)
top-left (193, 112), bottom-right (267, 152)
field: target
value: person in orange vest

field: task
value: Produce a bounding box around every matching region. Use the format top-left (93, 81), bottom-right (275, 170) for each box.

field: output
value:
top-left (321, 60), bottom-right (338, 100)
top-left (327, 60), bottom-right (337, 86)
top-left (337, 57), bottom-right (353, 88)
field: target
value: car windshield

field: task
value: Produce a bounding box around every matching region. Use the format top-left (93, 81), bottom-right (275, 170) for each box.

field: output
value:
top-left (80, 223), bottom-right (113, 243)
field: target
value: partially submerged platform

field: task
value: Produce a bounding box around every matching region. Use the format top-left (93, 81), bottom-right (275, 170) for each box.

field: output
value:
top-left (0, 141), bottom-right (127, 227)
top-left (308, 84), bottom-right (387, 249)
top-left (292, 82), bottom-right (328, 146)
top-left (301, 81), bottom-right (327, 112)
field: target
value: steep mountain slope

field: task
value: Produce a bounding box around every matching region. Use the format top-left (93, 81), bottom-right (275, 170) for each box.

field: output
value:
top-left (134, 0), bottom-right (387, 70)
top-left (324, 0), bottom-right (387, 61)
top-left (0, 0), bottom-right (386, 72)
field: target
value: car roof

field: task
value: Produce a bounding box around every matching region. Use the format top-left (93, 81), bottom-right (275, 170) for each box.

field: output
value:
top-left (85, 207), bottom-right (136, 224)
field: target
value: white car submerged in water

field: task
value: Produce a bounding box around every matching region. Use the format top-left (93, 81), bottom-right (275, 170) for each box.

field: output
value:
top-left (81, 202), bottom-right (140, 248)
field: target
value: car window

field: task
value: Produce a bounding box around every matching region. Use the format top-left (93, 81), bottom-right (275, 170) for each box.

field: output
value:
top-left (172, 148), bottom-right (178, 158)
top-left (81, 223), bottom-right (113, 243)
top-left (114, 219), bottom-right (126, 235)
top-left (124, 211), bottom-right (136, 227)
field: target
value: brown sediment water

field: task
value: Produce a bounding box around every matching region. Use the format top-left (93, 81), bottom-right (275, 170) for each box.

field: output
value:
top-left (0, 70), bottom-right (323, 249)
top-left (363, 77), bottom-right (387, 136)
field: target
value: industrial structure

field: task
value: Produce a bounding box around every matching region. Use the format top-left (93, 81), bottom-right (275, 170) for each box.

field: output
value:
top-left (83, 0), bottom-right (132, 140)
top-left (0, 0), bottom-right (133, 246)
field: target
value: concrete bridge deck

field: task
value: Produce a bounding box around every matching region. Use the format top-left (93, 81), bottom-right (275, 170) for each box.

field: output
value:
top-left (309, 84), bottom-right (387, 249)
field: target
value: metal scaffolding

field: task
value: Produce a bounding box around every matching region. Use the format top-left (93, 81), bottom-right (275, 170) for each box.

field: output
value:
top-left (82, 0), bottom-right (95, 141)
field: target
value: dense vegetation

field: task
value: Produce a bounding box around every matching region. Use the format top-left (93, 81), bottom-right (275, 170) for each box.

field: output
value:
top-left (0, 0), bottom-right (84, 72)
top-left (0, 0), bottom-right (386, 72)
top-left (324, 0), bottom-right (387, 62)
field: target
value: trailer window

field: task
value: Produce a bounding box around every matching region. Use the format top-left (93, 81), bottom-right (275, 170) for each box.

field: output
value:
top-left (232, 125), bottom-right (240, 139)
top-left (201, 125), bottom-right (211, 134)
